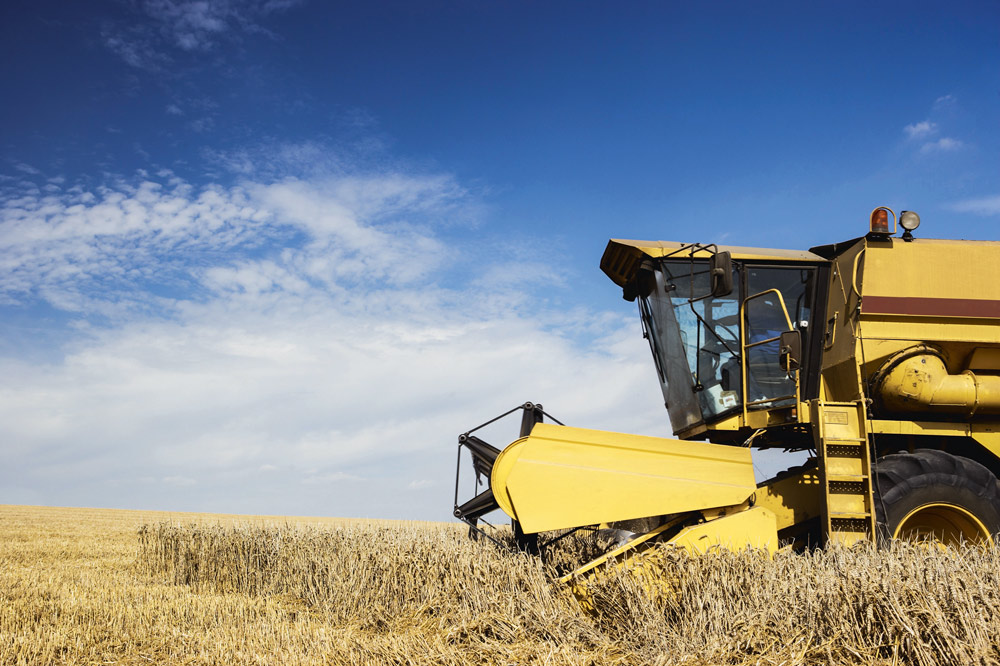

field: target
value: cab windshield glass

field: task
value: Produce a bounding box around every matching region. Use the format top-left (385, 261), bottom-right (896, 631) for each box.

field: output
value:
top-left (639, 259), bottom-right (741, 433)
top-left (638, 258), bottom-right (817, 435)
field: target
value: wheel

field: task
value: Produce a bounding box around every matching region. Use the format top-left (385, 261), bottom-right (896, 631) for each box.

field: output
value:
top-left (874, 449), bottom-right (1000, 546)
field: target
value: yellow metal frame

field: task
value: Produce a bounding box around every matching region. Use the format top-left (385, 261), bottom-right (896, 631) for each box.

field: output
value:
top-left (558, 518), bottom-right (684, 585)
top-left (754, 466), bottom-right (822, 535)
top-left (559, 505), bottom-right (778, 609)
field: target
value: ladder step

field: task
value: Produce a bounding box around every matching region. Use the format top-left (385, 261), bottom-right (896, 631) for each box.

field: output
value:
top-left (829, 512), bottom-right (872, 521)
top-left (812, 400), bottom-right (876, 546)
top-left (827, 494), bottom-right (868, 514)
top-left (827, 474), bottom-right (868, 483)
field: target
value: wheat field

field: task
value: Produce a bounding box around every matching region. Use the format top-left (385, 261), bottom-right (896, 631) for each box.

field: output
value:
top-left (3, 505), bottom-right (1000, 665)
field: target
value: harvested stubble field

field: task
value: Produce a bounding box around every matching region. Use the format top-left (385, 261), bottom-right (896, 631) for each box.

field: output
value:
top-left (3, 505), bottom-right (1000, 665)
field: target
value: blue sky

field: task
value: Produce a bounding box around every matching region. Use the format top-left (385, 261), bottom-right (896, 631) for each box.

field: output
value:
top-left (1, 1), bottom-right (998, 521)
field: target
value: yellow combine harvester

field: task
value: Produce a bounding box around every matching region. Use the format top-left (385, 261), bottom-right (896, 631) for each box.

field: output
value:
top-left (454, 207), bottom-right (1000, 577)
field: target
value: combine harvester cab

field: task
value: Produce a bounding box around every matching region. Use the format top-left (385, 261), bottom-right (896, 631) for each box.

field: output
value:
top-left (454, 208), bottom-right (1000, 581)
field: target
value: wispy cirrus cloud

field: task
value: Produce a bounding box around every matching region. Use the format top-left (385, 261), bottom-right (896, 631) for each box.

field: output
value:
top-left (0, 176), bottom-right (276, 310)
top-left (102, 0), bottom-right (304, 70)
top-left (934, 94), bottom-right (956, 108)
top-left (947, 195), bottom-right (1000, 216)
top-left (102, 24), bottom-right (170, 70)
top-left (0, 160), bottom-right (467, 313)
top-left (920, 137), bottom-right (964, 154)
top-left (902, 96), bottom-right (965, 155)
top-left (903, 121), bottom-right (936, 140)
top-left (11, 162), bottom-right (41, 175)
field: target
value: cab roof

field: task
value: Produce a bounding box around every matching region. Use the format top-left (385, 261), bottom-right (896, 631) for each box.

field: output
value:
top-left (601, 238), bottom-right (826, 288)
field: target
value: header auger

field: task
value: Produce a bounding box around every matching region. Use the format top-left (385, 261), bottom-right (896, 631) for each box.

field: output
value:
top-left (454, 208), bottom-right (1000, 581)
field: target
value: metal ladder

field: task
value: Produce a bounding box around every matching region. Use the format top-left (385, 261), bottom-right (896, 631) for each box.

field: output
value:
top-left (810, 400), bottom-right (876, 546)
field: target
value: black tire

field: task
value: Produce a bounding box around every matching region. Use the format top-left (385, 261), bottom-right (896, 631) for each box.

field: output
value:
top-left (874, 449), bottom-right (1000, 545)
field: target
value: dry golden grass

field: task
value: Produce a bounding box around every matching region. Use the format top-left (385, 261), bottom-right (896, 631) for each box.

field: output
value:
top-left (4, 504), bottom-right (1000, 665)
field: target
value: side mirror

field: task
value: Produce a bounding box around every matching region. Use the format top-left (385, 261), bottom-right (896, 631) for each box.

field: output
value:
top-left (623, 263), bottom-right (658, 302)
top-left (779, 329), bottom-right (802, 373)
top-left (710, 251), bottom-right (733, 297)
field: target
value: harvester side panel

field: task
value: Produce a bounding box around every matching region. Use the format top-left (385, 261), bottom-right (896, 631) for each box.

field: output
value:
top-left (818, 239), bottom-right (866, 404)
top-left (755, 466), bottom-right (822, 547)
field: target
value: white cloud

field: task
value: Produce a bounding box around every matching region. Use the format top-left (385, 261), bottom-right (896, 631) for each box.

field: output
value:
top-left (903, 97), bottom-right (968, 156)
top-left (919, 137), bottom-right (963, 153)
top-left (102, 26), bottom-right (169, 70)
top-left (147, 0), bottom-right (229, 50)
top-left (0, 299), bottom-right (661, 518)
top-left (189, 117), bottom-right (215, 133)
top-left (103, 0), bottom-right (304, 69)
top-left (407, 480), bottom-right (434, 491)
top-left (903, 121), bottom-right (936, 139)
top-left (0, 167), bottom-right (468, 312)
top-left (947, 195), bottom-right (1000, 216)
top-left (0, 161), bottom-right (670, 519)
top-left (0, 178), bottom-right (277, 310)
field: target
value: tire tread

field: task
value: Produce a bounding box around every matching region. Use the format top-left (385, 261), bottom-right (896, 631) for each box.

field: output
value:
top-left (873, 449), bottom-right (1000, 542)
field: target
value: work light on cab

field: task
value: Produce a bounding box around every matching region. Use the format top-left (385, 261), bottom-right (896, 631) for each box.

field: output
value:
top-left (900, 210), bottom-right (920, 241)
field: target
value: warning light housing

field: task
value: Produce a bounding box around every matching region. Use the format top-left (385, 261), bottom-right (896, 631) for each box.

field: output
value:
top-left (868, 206), bottom-right (896, 239)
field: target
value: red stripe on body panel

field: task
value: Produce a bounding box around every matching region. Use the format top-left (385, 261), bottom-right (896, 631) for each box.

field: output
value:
top-left (862, 296), bottom-right (1000, 318)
